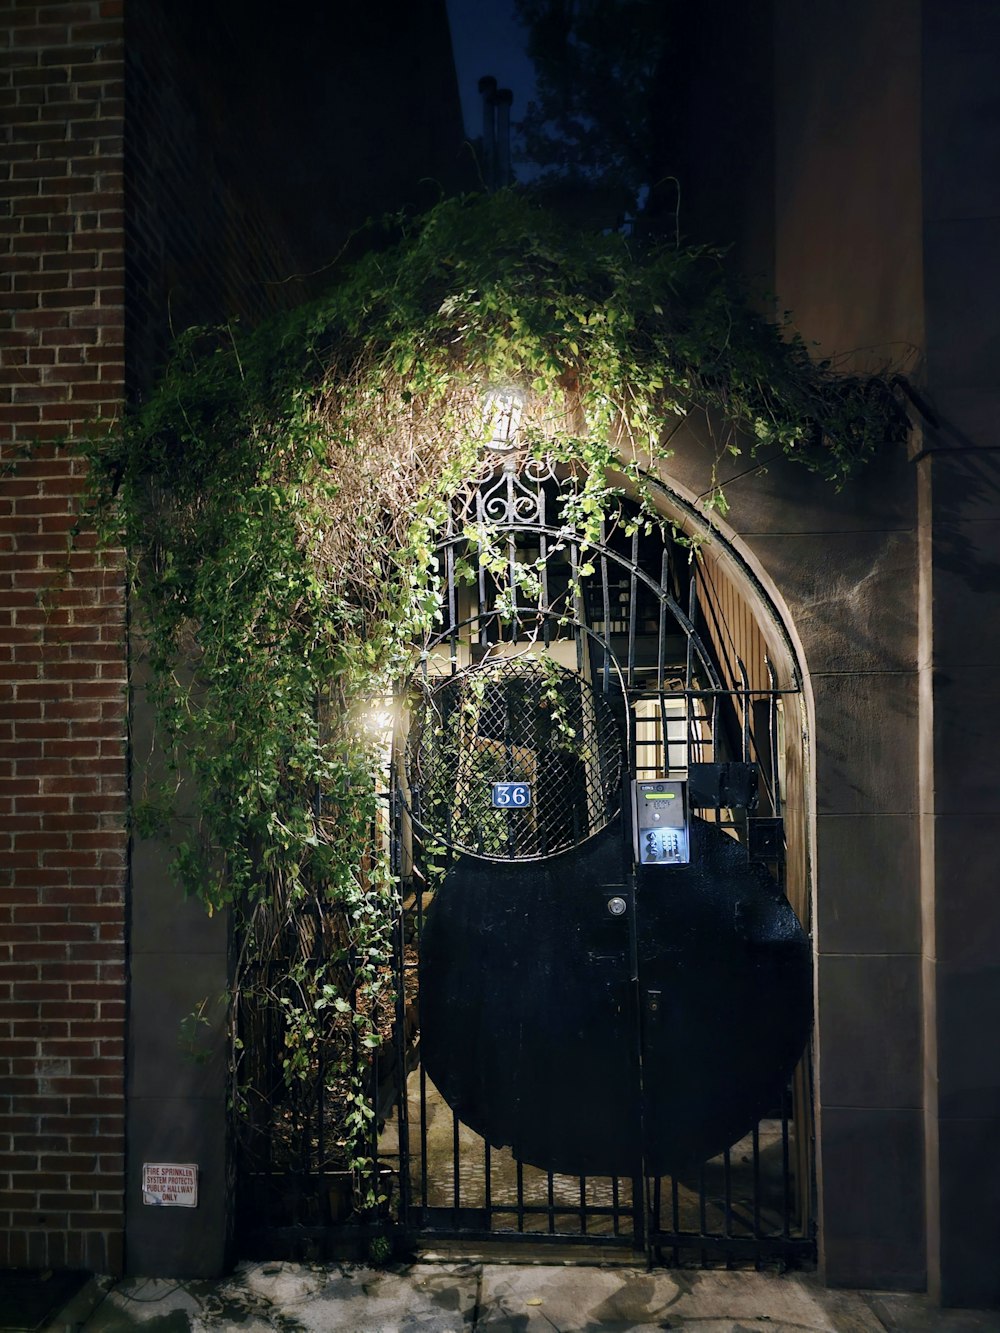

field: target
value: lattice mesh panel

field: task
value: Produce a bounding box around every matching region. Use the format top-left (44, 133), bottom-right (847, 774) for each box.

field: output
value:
top-left (405, 657), bottom-right (623, 860)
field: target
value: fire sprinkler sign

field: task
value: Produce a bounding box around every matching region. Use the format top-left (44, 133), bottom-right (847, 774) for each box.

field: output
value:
top-left (142, 1162), bottom-right (198, 1208)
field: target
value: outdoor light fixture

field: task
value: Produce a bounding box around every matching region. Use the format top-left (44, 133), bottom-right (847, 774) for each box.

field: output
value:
top-left (358, 700), bottom-right (395, 766)
top-left (482, 386), bottom-right (524, 453)
top-left (364, 707), bottom-right (394, 736)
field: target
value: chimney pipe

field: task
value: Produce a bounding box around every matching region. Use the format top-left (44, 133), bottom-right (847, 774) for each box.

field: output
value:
top-left (494, 88), bottom-right (513, 188)
top-left (478, 75), bottom-right (497, 191)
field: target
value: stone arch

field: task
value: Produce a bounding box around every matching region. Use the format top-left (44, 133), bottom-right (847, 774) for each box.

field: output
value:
top-left (638, 465), bottom-right (817, 1235)
top-left (645, 423), bottom-right (924, 1288)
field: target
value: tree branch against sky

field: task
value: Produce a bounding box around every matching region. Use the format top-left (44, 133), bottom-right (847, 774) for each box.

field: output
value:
top-left (512, 0), bottom-right (673, 206)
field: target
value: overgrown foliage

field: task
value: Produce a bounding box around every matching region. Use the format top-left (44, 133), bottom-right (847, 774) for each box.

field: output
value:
top-left (80, 191), bottom-right (905, 1211)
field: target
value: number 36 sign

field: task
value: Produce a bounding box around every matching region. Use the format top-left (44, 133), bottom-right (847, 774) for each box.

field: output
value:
top-left (491, 782), bottom-right (532, 808)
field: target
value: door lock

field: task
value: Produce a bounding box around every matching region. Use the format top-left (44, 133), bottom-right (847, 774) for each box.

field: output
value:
top-left (607, 896), bottom-right (627, 917)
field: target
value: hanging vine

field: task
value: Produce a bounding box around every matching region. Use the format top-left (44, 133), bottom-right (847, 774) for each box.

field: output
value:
top-left (76, 190), bottom-right (907, 1215)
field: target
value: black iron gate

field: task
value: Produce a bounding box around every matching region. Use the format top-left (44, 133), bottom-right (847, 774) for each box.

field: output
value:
top-left (238, 458), bottom-right (815, 1266)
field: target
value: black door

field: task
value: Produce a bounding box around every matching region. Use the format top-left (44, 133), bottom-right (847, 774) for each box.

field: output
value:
top-left (410, 664), bottom-right (811, 1187)
top-left (390, 476), bottom-right (814, 1259)
top-left (410, 671), bottom-right (810, 1183)
top-left (234, 472), bottom-right (815, 1262)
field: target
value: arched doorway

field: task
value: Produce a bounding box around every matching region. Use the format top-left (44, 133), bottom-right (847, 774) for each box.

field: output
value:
top-left (380, 456), bottom-right (815, 1264)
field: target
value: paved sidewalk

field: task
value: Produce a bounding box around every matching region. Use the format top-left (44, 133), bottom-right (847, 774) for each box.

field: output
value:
top-left (42, 1261), bottom-right (1000, 1333)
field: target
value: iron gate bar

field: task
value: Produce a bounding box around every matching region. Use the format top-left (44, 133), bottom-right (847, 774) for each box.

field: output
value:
top-left (429, 524), bottom-right (724, 692)
top-left (686, 561), bottom-right (697, 692)
top-left (627, 530), bottom-right (639, 691)
top-left (570, 541), bottom-right (585, 674)
top-left (446, 542), bottom-right (458, 670)
top-left (653, 687), bottom-right (802, 696)
top-left (477, 535), bottom-right (488, 649)
top-left (391, 783), bottom-right (412, 1229)
top-left (540, 526), bottom-right (551, 645)
top-left (407, 641), bottom-right (805, 720)
top-left (408, 1227), bottom-right (636, 1249)
top-left (403, 538), bottom-right (808, 1223)
top-left (506, 529), bottom-right (516, 640)
top-left (599, 521), bottom-right (613, 694)
top-left (767, 658), bottom-right (782, 812)
top-left (485, 1141), bottom-right (492, 1220)
top-left (782, 1085), bottom-right (792, 1238)
top-left (236, 483), bottom-right (814, 1269)
top-left (405, 654), bottom-right (625, 861)
top-left (647, 1231), bottom-right (815, 1264)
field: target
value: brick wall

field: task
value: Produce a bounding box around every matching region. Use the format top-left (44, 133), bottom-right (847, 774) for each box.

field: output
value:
top-left (0, 0), bottom-right (128, 1274)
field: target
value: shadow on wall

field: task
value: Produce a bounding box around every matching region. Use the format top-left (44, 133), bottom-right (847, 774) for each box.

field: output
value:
top-left (920, 410), bottom-right (1000, 596)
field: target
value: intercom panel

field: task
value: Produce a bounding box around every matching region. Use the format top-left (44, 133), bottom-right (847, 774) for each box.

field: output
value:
top-left (632, 778), bottom-right (690, 865)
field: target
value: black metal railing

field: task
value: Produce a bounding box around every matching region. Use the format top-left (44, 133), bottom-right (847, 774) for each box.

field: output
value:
top-left (234, 485), bottom-right (814, 1270)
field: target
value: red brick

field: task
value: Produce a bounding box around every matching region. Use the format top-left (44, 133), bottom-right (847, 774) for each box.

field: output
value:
top-left (3, 200), bottom-right (126, 1233)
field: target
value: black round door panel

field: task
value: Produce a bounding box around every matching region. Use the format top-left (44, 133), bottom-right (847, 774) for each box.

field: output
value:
top-left (635, 818), bottom-right (812, 1174)
top-left (418, 818), bottom-right (811, 1177)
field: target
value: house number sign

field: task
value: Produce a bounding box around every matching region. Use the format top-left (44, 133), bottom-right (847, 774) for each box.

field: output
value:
top-left (491, 782), bottom-right (532, 808)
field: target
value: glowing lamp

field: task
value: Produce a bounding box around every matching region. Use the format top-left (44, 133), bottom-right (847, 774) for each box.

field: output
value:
top-left (482, 387), bottom-right (524, 452)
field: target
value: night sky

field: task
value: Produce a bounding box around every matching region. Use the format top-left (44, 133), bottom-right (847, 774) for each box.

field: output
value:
top-left (445, 0), bottom-right (537, 138)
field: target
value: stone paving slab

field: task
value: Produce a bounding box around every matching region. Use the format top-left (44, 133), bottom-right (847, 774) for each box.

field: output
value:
top-left (862, 1291), bottom-right (1000, 1332)
top-left (0, 1269), bottom-right (91, 1333)
top-left (77, 1262), bottom-right (478, 1332)
top-left (476, 1265), bottom-right (884, 1331)
top-left (53, 1261), bottom-right (1000, 1333)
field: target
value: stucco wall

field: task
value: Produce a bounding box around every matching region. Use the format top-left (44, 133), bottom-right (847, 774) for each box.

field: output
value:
top-left (666, 0), bottom-right (1000, 1306)
top-left (772, 0), bottom-right (926, 1293)
top-left (774, 0), bottom-right (924, 373)
top-left (919, 0), bottom-right (1000, 1307)
top-left (652, 0), bottom-right (928, 1292)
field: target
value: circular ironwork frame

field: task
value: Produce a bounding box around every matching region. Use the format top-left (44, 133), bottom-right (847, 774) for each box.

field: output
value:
top-left (401, 608), bottom-right (631, 862)
top-left (428, 522), bottom-right (725, 692)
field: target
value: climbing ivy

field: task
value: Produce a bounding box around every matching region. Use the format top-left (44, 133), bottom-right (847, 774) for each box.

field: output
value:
top-left (78, 191), bottom-right (906, 1215)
